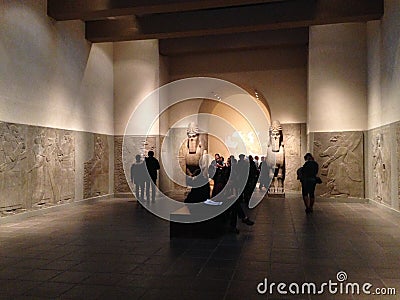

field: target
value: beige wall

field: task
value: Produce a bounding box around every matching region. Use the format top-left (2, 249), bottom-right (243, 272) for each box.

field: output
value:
top-left (0, 1), bottom-right (114, 216)
top-left (168, 46), bottom-right (307, 124)
top-left (308, 23), bottom-right (368, 132)
top-left (0, 1), bottom-right (114, 135)
top-left (367, 0), bottom-right (400, 130)
top-left (113, 40), bottom-right (161, 136)
top-left (381, 0), bottom-right (400, 126)
top-left (367, 20), bottom-right (382, 130)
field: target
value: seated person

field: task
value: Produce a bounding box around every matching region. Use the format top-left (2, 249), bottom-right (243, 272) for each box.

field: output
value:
top-left (184, 169), bottom-right (210, 204)
top-left (221, 181), bottom-right (255, 233)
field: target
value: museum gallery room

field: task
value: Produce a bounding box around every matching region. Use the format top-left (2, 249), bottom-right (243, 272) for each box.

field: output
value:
top-left (1, 0), bottom-right (400, 299)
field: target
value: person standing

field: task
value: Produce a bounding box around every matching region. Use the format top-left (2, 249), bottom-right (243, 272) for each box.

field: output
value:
top-left (145, 151), bottom-right (160, 201)
top-left (300, 153), bottom-right (319, 214)
top-left (254, 155), bottom-right (260, 188)
top-left (244, 155), bottom-right (258, 205)
top-left (211, 156), bottom-right (226, 197)
top-left (258, 156), bottom-right (268, 190)
top-left (131, 154), bottom-right (146, 202)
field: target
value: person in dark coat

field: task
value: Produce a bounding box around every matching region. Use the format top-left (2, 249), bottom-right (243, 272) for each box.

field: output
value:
top-left (243, 155), bottom-right (258, 205)
top-left (145, 151), bottom-right (160, 201)
top-left (300, 153), bottom-right (319, 214)
top-left (184, 169), bottom-right (210, 203)
top-left (131, 154), bottom-right (146, 201)
top-left (258, 156), bottom-right (268, 190)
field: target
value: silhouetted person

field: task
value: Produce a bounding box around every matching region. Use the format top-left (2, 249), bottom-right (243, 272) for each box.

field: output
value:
top-left (211, 155), bottom-right (226, 197)
top-left (145, 151), bottom-right (160, 201)
top-left (222, 181), bottom-right (254, 234)
top-left (258, 156), bottom-right (268, 190)
top-left (244, 155), bottom-right (258, 205)
top-left (184, 169), bottom-right (210, 203)
top-left (131, 154), bottom-right (146, 202)
top-left (236, 154), bottom-right (248, 202)
top-left (300, 153), bottom-right (319, 214)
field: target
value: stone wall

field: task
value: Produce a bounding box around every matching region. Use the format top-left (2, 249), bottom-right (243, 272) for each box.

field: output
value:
top-left (4, 120), bottom-right (398, 215)
top-left (397, 122), bottom-right (400, 211)
top-left (114, 136), bottom-right (131, 195)
top-left (281, 123), bottom-right (307, 192)
top-left (0, 121), bottom-right (113, 217)
top-left (393, 122), bottom-right (400, 210)
top-left (114, 135), bottom-right (159, 196)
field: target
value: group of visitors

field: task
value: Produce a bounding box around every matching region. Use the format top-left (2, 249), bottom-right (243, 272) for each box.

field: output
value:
top-left (130, 151), bottom-right (160, 202)
top-left (131, 149), bottom-right (321, 220)
top-left (207, 153), bottom-right (258, 233)
top-left (209, 153), bottom-right (268, 202)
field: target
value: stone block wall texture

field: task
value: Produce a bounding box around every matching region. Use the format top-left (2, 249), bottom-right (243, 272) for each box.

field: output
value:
top-left (311, 131), bottom-right (364, 198)
top-left (114, 135), bottom-right (159, 196)
top-left (281, 123), bottom-right (306, 192)
top-left (163, 128), bottom-right (189, 198)
top-left (0, 121), bottom-right (113, 217)
top-left (114, 136), bottom-right (130, 194)
top-left (397, 122), bottom-right (400, 210)
top-left (395, 122), bottom-right (400, 211)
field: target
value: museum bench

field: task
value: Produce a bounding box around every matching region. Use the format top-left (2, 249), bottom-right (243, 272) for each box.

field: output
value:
top-left (170, 205), bottom-right (227, 238)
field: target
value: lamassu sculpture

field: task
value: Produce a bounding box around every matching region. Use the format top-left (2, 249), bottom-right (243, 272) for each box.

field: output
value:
top-left (180, 122), bottom-right (208, 186)
top-left (268, 120), bottom-right (285, 195)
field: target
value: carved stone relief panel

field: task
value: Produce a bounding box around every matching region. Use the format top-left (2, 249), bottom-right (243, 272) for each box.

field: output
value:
top-left (114, 136), bottom-right (130, 194)
top-left (29, 127), bottom-right (76, 206)
top-left (0, 122), bottom-right (75, 215)
top-left (83, 134), bottom-right (109, 198)
top-left (369, 126), bottom-right (391, 206)
top-left (114, 135), bottom-right (158, 195)
top-left (281, 124), bottom-right (303, 192)
top-left (169, 128), bottom-right (191, 199)
top-left (0, 122), bottom-right (28, 212)
top-left (396, 122), bottom-right (400, 210)
top-left (312, 131), bottom-right (364, 198)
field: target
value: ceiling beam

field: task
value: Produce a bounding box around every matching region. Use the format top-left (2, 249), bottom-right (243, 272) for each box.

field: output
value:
top-left (85, 0), bottom-right (384, 43)
top-left (47, 0), bottom-right (285, 21)
top-left (159, 28), bottom-right (309, 56)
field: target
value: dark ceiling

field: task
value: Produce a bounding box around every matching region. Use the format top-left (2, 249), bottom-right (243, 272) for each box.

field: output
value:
top-left (47, 0), bottom-right (383, 56)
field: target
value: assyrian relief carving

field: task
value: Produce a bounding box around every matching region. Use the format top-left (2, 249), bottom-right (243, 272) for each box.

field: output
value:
top-left (313, 131), bottom-right (364, 198)
top-left (84, 134), bottom-right (109, 198)
top-left (165, 128), bottom-right (188, 199)
top-left (0, 123), bottom-right (28, 211)
top-left (29, 128), bottom-right (75, 206)
top-left (114, 136), bottom-right (129, 194)
top-left (114, 135), bottom-right (157, 194)
top-left (396, 122), bottom-right (400, 210)
top-left (372, 133), bottom-right (386, 202)
top-left (281, 123), bottom-right (303, 192)
top-left (0, 122), bottom-right (75, 215)
top-left (370, 126), bottom-right (391, 206)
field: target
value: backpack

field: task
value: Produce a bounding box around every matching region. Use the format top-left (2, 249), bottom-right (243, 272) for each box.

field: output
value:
top-left (296, 167), bottom-right (303, 181)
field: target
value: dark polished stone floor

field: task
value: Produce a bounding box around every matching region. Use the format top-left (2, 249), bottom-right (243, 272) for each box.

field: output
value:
top-left (1, 193), bottom-right (400, 300)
